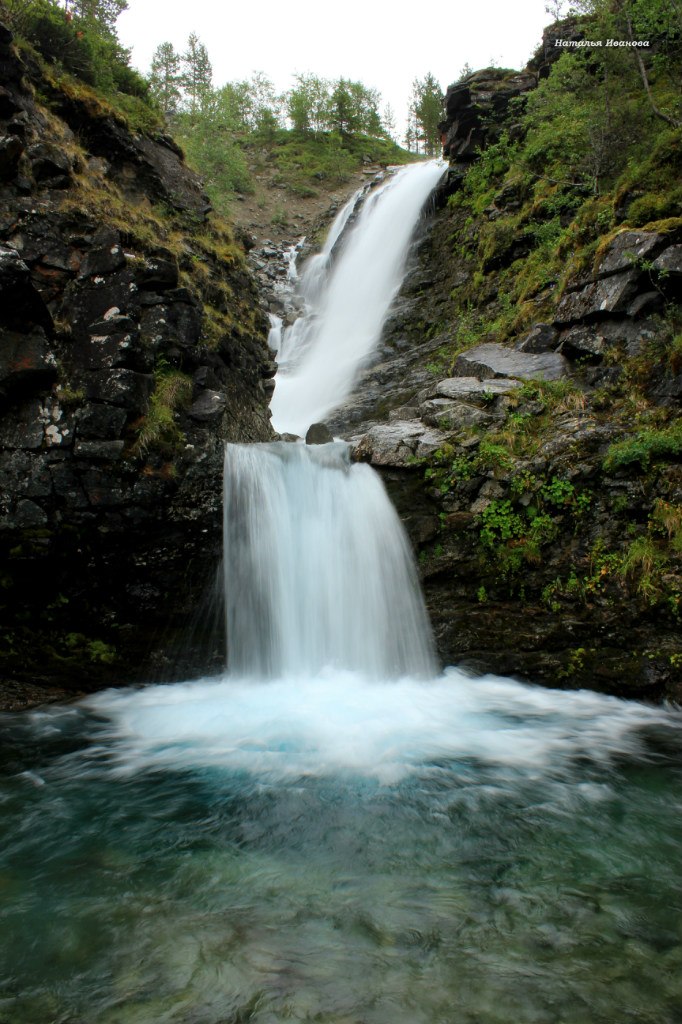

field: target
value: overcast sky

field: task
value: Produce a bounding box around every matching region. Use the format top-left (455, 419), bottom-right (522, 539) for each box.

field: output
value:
top-left (117, 0), bottom-right (551, 136)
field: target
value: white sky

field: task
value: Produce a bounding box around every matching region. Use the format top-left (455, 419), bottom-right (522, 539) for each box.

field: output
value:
top-left (117, 0), bottom-right (551, 137)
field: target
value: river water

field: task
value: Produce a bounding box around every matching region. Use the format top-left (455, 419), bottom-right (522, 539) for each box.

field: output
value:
top-left (1, 672), bottom-right (681, 1023)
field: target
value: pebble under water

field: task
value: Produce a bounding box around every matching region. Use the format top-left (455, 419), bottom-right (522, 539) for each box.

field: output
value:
top-left (1, 668), bottom-right (681, 1024)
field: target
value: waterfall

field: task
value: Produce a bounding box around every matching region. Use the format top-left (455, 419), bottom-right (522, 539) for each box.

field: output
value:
top-left (223, 440), bottom-right (436, 680)
top-left (270, 160), bottom-right (446, 436)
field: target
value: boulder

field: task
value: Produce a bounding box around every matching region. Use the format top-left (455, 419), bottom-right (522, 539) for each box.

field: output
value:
top-left (432, 376), bottom-right (522, 401)
top-left (305, 422), bottom-right (334, 444)
top-left (554, 270), bottom-right (640, 324)
top-left (557, 326), bottom-right (607, 360)
top-left (188, 390), bottom-right (226, 423)
top-left (419, 398), bottom-right (493, 430)
top-left (27, 143), bottom-right (73, 188)
top-left (135, 256), bottom-right (179, 291)
top-left (352, 421), bottom-right (452, 467)
top-left (453, 343), bottom-right (569, 381)
top-left (652, 245), bottom-right (682, 276)
top-left (515, 323), bottom-right (559, 353)
top-left (597, 231), bottom-right (663, 276)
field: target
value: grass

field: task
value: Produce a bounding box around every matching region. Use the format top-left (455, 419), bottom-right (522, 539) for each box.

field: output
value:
top-left (132, 369), bottom-right (194, 456)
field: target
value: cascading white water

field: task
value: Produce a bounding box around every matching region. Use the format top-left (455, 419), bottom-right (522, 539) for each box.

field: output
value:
top-left (270, 160), bottom-right (446, 435)
top-left (223, 440), bottom-right (436, 680)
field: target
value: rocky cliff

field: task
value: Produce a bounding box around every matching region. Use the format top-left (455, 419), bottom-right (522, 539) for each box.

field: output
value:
top-left (0, 23), bottom-right (275, 706)
top-left (337, 38), bottom-right (682, 701)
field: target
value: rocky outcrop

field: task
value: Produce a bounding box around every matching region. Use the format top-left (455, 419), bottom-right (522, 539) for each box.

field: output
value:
top-left (439, 68), bottom-right (536, 163)
top-left (0, 24), bottom-right (274, 700)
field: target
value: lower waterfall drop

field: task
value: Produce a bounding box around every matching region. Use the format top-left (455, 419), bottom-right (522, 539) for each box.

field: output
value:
top-left (223, 441), bottom-right (436, 680)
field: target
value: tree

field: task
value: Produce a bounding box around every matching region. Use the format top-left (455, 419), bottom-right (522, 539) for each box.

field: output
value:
top-left (572, 0), bottom-right (682, 128)
top-left (382, 102), bottom-right (397, 140)
top-left (409, 73), bottom-right (443, 156)
top-left (285, 73), bottom-right (330, 132)
top-left (66, 0), bottom-right (128, 33)
top-left (327, 78), bottom-right (383, 136)
top-left (182, 32), bottom-right (213, 116)
top-left (149, 41), bottom-right (182, 117)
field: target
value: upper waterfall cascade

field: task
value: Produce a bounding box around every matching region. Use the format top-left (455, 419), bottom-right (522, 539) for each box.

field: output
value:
top-left (269, 160), bottom-right (446, 436)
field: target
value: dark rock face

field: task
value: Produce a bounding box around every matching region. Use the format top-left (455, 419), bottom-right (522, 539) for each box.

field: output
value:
top-left (0, 24), bottom-right (274, 700)
top-left (439, 69), bottom-right (536, 163)
top-left (555, 230), bottom-right (682, 335)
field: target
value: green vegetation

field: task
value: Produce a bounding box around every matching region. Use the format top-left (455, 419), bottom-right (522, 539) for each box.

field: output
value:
top-left (151, 54), bottom-right (417, 212)
top-left (133, 366), bottom-right (193, 456)
top-left (603, 422), bottom-right (682, 472)
top-left (5, 0), bottom-right (153, 126)
top-left (406, 74), bottom-right (443, 156)
top-left (444, 0), bottom-right (682, 348)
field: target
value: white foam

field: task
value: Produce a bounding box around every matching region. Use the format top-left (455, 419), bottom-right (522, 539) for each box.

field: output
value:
top-left (83, 669), bottom-right (679, 784)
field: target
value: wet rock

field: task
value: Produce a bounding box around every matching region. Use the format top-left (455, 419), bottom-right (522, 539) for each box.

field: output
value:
top-left (135, 255), bottom-right (179, 291)
top-left (74, 403), bottom-right (127, 440)
top-left (515, 323), bottom-right (559, 353)
top-left (78, 231), bottom-right (126, 278)
top-left (139, 298), bottom-right (201, 355)
top-left (0, 399), bottom-right (45, 449)
top-left (48, 462), bottom-right (89, 508)
top-left (81, 468), bottom-right (127, 507)
top-left (0, 329), bottom-right (57, 397)
top-left (0, 28), bottom-right (275, 700)
top-left (453, 343), bottom-right (568, 381)
top-left (27, 143), bottom-right (73, 188)
top-left (188, 390), bottom-right (225, 422)
top-left (0, 134), bottom-right (23, 181)
top-left (555, 270), bottom-right (641, 323)
top-left (73, 440), bottom-right (125, 460)
top-left (61, 269), bottom-right (136, 344)
top-left (0, 246), bottom-right (53, 334)
top-left (86, 369), bottom-right (153, 411)
top-left (86, 324), bottom-right (150, 373)
top-left (14, 498), bottom-right (47, 527)
top-left (306, 422), bottom-right (334, 444)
